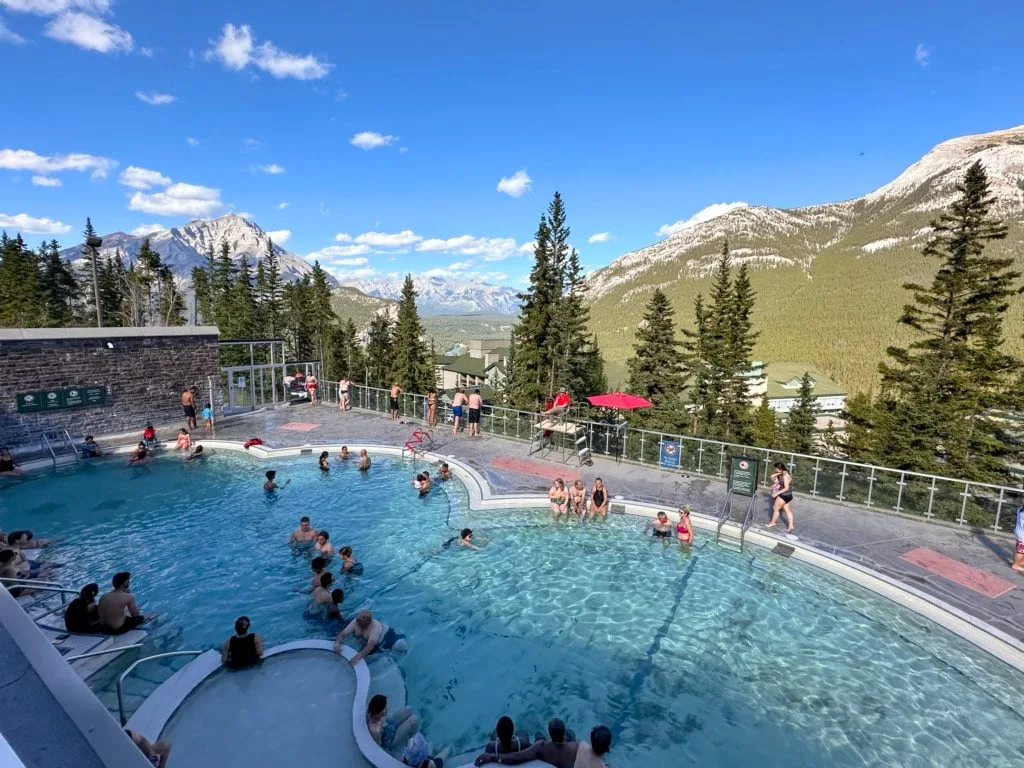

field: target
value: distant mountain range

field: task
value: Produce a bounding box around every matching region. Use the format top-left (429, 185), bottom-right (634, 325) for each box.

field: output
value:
top-left (60, 214), bottom-right (330, 285)
top-left (339, 275), bottom-right (521, 315)
top-left (585, 125), bottom-right (1024, 393)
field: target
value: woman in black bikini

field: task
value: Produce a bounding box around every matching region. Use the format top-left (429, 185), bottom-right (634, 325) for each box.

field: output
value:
top-left (768, 461), bottom-right (795, 533)
top-left (589, 478), bottom-right (609, 519)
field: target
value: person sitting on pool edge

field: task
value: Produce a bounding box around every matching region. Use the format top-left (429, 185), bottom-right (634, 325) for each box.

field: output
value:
top-left (334, 609), bottom-right (408, 666)
top-left (0, 447), bottom-right (24, 476)
top-left (484, 715), bottom-right (531, 755)
top-left (98, 572), bottom-right (156, 635)
top-left (125, 727), bottom-right (172, 768)
top-left (646, 511), bottom-right (673, 539)
top-left (339, 546), bottom-right (364, 575)
top-left (438, 463), bottom-right (452, 481)
top-left (64, 582), bottom-right (101, 633)
top-left (81, 435), bottom-right (103, 458)
top-left (402, 732), bottom-right (445, 768)
top-left (142, 423), bottom-right (158, 449)
top-left (289, 516), bottom-right (318, 549)
top-left (358, 449), bottom-right (371, 471)
top-left (574, 725), bottom-right (613, 768)
top-left (0, 550), bottom-right (34, 596)
top-left (366, 693), bottom-right (420, 755)
top-left (175, 429), bottom-right (191, 451)
top-left (475, 718), bottom-right (577, 767)
top-left (444, 528), bottom-right (481, 551)
top-left (264, 470), bottom-right (290, 492)
top-left (221, 615), bottom-right (263, 669)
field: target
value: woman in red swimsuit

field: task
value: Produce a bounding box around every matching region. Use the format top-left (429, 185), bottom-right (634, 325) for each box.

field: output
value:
top-left (676, 506), bottom-right (693, 545)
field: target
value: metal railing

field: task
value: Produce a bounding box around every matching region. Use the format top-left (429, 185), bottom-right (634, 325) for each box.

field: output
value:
top-left (117, 650), bottom-right (204, 725)
top-left (67, 643), bottom-right (144, 662)
top-left (39, 432), bottom-right (57, 469)
top-left (37, 430), bottom-right (79, 470)
top-left (325, 383), bottom-right (1024, 532)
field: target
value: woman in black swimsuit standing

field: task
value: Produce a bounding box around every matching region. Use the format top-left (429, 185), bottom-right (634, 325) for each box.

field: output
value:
top-left (589, 478), bottom-right (609, 519)
top-left (767, 462), bottom-right (795, 533)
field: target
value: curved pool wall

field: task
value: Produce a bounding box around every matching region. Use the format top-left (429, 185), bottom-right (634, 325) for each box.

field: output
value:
top-left (173, 439), bottom-right (1024, 674)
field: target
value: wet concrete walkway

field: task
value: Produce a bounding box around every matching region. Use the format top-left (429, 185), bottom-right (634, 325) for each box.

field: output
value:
top-left (112, 402), bottom-right (1024, 642)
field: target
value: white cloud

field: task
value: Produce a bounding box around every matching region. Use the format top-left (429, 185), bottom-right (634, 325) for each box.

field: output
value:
top-left (266, 228), bottom-right (291, 245)
top-left (399, 147), bottom-right (408, 155)
top-left (243, 137), bottom-right (262, 150)
top-left (206, 23), bottom-right (331, 80)
top-left (350, 131), bottom-right (396, 150)
top-left (518, 241), bottom-right (536, 255)
top-left (118, 165), bottom-right (171, 190)
top-left (130, 223), bottom-right (165, 237)
top-left (497, 169), bottom-right (531, 198)
top-left (319, 202), bottom-right (329, 216)
top-left (657, 201), bottom-right (750, 237)
top-left (128, 182), bottom-right (223, 217)
top-left (139, 46), bottom-right (153, 57)
top-left (445, 260), bottom-right (474, 271)
top-left (0, 148), bottom-right (116, 179)
top-left (416, 234), bottom-right (519, 261)
top-left (0, 19), bottom-right (26, 43)
top-left (354, 230), bottom-right (422, 248)
top-left (587, 232), bottom-right (611, 244)
top-left (314, 245), bottom-right (371, 258)
top-left (31, 175), bottom-right (61, 187)
top-left (44, 12), bottom-right (133, 54)
top-left (277, 201), bottom-right (289, 209)
top-left (422, 266), bottom-right (510, 284)
top-left (135, 90), bottom-right (175, 105)
top-left (915, 43), bottom-right (930, 67)
top-left (0, 212), bottom-right (72, 234)
top-left (334, 232), bottom-right (352, 242)
top-left (325, 265), bottom-right (377, 280)
top-left (186, 137), bottom-right (199, 146)
top-left (255, 163), bottom-right (285, 174)
top-left (0, 0), bottom-right (110, 13)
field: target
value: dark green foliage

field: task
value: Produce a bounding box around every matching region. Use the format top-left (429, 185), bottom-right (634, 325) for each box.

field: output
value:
top-left (364, 312), bottom-right (394, 387)
top-left (0, 232), bottom-right (44, 326)
top-left (752, 394), bottom-right (778, 449)
top-left (625, 289), bottom-right (688, 430)
top-left (840, 391), bottom-right (876, 462)
top-left (874, 161), bottom-right (1020, 482)
top-left (38, 239), bottom-right (78, 326)
top-left (391, 275), bottom-right (434, 393)
top-left (783, 372), bottom-right (817, 454)
top-left (510, 214), bottom-right (557, 408)
top-left (326, 318), bottom-right (365, 381)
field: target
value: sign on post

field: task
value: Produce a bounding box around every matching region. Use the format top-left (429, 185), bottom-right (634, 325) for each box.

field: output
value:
top-left (660, 440), bottom-right (681, 468)
top-left (728, 455), bottom-right (759, 497)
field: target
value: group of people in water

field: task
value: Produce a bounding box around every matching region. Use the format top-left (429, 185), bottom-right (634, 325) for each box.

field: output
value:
top-left (547, 477), bottom-right (610, 520)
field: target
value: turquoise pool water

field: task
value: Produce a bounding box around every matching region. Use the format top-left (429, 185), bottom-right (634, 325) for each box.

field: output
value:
top-left (2, 452), bottom-right (1023, 767)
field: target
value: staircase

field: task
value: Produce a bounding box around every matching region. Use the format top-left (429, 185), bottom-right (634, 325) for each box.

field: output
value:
top-left (402, 429), bottom-right (435, 459)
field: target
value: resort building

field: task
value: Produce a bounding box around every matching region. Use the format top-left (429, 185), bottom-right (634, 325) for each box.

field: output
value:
top-left (436, 339), bottom-right (510, 391)
top-left (745, 361), bottom-right (847, 414)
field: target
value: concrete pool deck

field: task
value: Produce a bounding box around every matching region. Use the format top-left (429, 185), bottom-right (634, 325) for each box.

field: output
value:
top-left (187, 403), bottom-right (1024, 644)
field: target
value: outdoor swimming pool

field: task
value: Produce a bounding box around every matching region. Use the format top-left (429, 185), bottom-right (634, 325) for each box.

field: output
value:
top-left (2, 450), bottom-right (1023, 767)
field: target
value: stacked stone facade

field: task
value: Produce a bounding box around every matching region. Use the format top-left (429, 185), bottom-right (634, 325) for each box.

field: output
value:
top-left (0, 327), bottom-right (220, 446)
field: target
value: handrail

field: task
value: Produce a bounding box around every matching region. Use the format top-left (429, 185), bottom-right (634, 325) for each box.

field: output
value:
top-left (342, 382), bottom-right (1024, 531)
top-left (66, 643), bottom-right (144, 662)
top-left (40, 433), bottom-right (57, 470)
top-left (715, 495), bottom-right (733, 540)
top-left (61, 429), bottom-right (80, 465)
top-left (117, 650), bottom-right (204, 725)
top-left (1, 576), bottom-right (72, 589)
top-left (739, 494), bottom-right (758, 551)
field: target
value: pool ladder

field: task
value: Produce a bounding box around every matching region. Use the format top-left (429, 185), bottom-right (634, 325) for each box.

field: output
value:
top-left (716, 493), bottom-right (759, 552)
top-left (40, 429), bottom-right (80, 470)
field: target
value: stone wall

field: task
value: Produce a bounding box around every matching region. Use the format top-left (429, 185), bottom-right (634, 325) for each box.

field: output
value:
top-left (0, 327), bottom-right (220, 446)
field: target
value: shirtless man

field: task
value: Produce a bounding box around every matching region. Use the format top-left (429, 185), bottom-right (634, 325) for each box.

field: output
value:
top-left (358, 449), bottom-right (371, 472)
top-left (647, 511), bottom-right (673, 541)
top-left (568, 479), bottom-right (586, 519)
top-left (309, 557), bottom-right (327, 590)
top-left (333, 609), bottom-right (408, 666)
top-left (289, 516), bottom-right (318, 548)
top-left (97, 572), bottom-right (155, 634)
top-left (389, 382), bottom-right (402, 420)
top-left (467, 388), bottom-right (483, 437)
top-left (476, 718), bottom-right (578, 767)
top-left (181, 386), bottom-right (197, 430)
top-left (575, 726), bottom-right (612, 768)
top-left (451, 388), bottom-right (468, 435)
top-left (310, 572), bottom-right (334, 611)
top-left (264, 470), bottom-right (290, 492)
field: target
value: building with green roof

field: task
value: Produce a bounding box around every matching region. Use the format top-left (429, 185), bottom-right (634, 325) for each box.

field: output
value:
top-left (746, 361), bottom-right (847, 414)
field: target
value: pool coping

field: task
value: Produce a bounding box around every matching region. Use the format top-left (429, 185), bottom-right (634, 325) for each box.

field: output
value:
top-left (185, 439), bottom-right (1024, 674)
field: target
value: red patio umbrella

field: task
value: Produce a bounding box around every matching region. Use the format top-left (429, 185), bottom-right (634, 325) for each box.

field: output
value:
top-left (586, 392), bottom-right (653, 410)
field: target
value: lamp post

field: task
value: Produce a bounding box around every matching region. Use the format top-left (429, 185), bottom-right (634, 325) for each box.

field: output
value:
top-left (85, 234), bottom-right (103, 327)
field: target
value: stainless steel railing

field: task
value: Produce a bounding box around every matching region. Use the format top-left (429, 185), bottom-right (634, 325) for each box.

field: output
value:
top-left (116, 650), bottom-right (204, 725)
top-left (334, 383), bottom-right (1024, 532)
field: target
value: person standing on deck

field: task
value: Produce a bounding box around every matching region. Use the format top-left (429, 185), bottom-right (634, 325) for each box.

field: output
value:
top-left (390, 382), bottom-right (402, 420)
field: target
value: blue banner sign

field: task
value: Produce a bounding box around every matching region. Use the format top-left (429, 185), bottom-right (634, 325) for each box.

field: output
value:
top-left (660, 440), bottom-right (681, 468)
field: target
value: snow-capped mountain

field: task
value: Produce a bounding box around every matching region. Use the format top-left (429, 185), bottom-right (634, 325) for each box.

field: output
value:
top-left (340, 275), bottom-right (521, 316)
top-left (585, 124), bottom-right (1024, 394)
top-left (60, 214), bottom-right (331, 285)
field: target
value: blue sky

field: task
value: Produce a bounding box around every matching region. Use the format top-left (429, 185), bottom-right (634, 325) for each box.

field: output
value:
top-left (1, 0), bottom-right (1022, 287)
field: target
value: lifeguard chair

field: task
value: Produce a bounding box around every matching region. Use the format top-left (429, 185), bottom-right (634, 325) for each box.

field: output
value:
top-left (529, 391), bottom-right (592, 466)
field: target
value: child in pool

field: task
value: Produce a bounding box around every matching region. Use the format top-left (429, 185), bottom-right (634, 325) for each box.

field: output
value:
top-left (339, 546), bottom-right (363, 575)
top-left (315, 531), bottom-right (334, 559)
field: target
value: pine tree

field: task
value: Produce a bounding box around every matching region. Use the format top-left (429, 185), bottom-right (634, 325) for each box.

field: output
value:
top-left (509, 215), bottom-right (557, 408)
top-left (841, 392), bottom-right (877, 462)
top-left (874, 161), bottom-right (1019, 482)
top-left (226, 256), bottom-right (258, 339)
top-left (192, 265), bottom-right (212, 324)
top-left (682, 294), bottom-right (711, 433)
top-left (282, 279), bottom-right (314, 360)
top-left (326, 318), bottom-right (365, 381)
top-left (308, 261), bottom-right (335, 366)
top-left (365, 312), bottom-right (394, 387)
top-left (212, 241), bottom-right (236, 329)
top-left (784, 372), bottom-right (817, 454)
top-left (0, 232), bottom-right (45, 326)
top-left (262, 238), bottom-right (283, 338)
top-left (156, 266), bottom-right (185, 326)
top-left (752, 394), bottom-right (778, 449)
top-left (725, 262), bottom-right (760, 435)
top-left (625, 289), bottom-right (688, 429)
top-left (391, 274), bottom-right (433, 393)
top-left (38, 239), bottom-right (78, 326)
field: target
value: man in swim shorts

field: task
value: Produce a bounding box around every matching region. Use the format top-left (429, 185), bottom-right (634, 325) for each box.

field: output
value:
top-left (389, 382), bottom-right (402, 420)
top-left (334, 609), bottom-right (407, 666)
top-left (181, 386), bottom-right (197, 430)
top-left (648, 511), bottom-right (673, 539)
top-left (468, 388), bottom-right (483, 436)
top-left (289, 516), bottom-right (318, 548)
top-left (98, 572), bottom-right (156, 634)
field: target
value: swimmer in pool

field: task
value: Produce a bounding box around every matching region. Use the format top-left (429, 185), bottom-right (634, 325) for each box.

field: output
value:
top-left (329, 588), bottom-right (345, 620)
top-left (184, 445), bottom-right (204, 462)
top-left (339, 546), bottom-right (362, 575)
top-left (337, 446), bottom-right (350, 461)
top-left (676, 506), bottom-right (694, 545)
top-left (438, 463), bottom-right (452, 481)
top-left (315, 531), bottom-right (334, 559)
top-left (128, 442), bottom-right (148, 465)
top-left (647, 511), bottom-right (673, 540)
top-left (358, 449), bottom-right (371, 472)
top-left (333, 609), bottom-right (408, 666)
top-left (310, 557), bottom-right (327, 589)
top-left (444, 528), bottom-right (482, 551)
top-left (309, 572), bottom-right (335, 613)
top-left (318, 451), bottom-right (330, 471)
top-left (264, 470), bottom-right (290, 492)
top-left (289, 516), bottom-right (318, 548)
top-left (568, 480), bottom-right (586, 519)
top-left (419, 472), bottom-right (432, 496)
